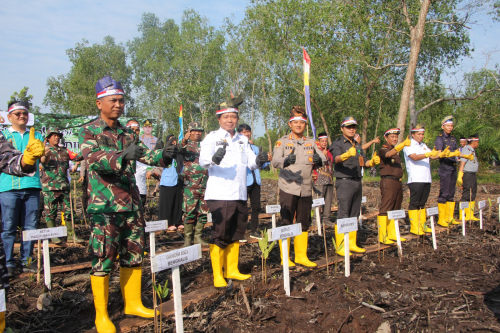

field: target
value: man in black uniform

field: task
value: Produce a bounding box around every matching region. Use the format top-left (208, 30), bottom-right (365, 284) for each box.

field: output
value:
top-left (329, 116), bottom-right (380, 256)
top-left (434, 116), bottom-right (461, 227)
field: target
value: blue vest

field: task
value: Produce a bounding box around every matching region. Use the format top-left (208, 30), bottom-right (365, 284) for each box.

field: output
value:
top-left (0, 128), bottom-right (42, 192)
top-left (246, 144), bottom-right (267, 186)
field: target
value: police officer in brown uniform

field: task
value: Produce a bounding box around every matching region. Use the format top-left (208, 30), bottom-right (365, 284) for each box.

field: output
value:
top-left (377, 128), bottom-right (410, 244)
top-left (272, 106), bottom-right (326, 267)
top-left (329, 116), bottom-right (380, 256)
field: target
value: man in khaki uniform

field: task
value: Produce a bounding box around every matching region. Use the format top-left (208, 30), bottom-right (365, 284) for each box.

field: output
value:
top-left (272, 106), bottom-right (326, 268)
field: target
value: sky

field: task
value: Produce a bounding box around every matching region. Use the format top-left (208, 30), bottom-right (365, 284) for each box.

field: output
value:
top-left (0, 0), bottom-right (498, 131)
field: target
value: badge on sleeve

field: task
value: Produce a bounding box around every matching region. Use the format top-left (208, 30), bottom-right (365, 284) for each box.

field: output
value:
top-left (275, 140), bottom-right (282, 148)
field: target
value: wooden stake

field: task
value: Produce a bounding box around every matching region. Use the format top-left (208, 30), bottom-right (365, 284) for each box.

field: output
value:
top-left (37, 240), bottom-right (41, 284)
top-left (43, 239), bottom-right (51, 290)
top-left (172, 266), bottom-right (184, 333)
top-left (315, 207), bottom-right (322, 236)
top-left (322, 220), bottom-right (329, 275)
top-left (430, 216), bottom-right (437, 250)
top-left (70, 192), bottom-right (76, 243)
top-left (344, 233), bottom-right (350, 277)
top-left (282, 238), bottom-right (290, 296)
top-left (480, 209), bottom-right (483, 230)
top-left (394, 219), bottom-right (403, 261)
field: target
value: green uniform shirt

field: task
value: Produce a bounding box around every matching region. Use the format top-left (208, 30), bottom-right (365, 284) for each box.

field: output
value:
top-left (78, 117), bottom-right (165, 214)
top-left (40, 144), bottom-right (70, 192)
top-left (180, 140), bottom-right (208, 189)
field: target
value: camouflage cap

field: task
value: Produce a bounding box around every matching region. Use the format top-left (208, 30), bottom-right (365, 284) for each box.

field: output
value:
top-left (188, 121), bottom-right (204, 131)
top-left (46, 127), bottom-right (62, 139)
top-left (441, 115), bottom-right (454, 126)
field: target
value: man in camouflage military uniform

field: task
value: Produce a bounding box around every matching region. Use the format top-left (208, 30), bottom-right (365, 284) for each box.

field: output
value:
top-left (180, 121), bottom-right (209, 246)
top-left (0, 129), bottom-right (44, 330)
top-left (79, 76), bottom-right (174, 332)
top-left (40, 128), bottom-right (82, 243)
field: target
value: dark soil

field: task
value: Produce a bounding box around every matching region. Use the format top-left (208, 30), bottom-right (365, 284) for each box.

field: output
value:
top-left (5, 177), bottom-right (500, 332)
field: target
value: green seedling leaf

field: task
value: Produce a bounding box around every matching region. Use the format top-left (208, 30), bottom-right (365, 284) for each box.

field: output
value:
top-left (332, 237), bottom-right (344, 252)
top-left (258, 229), bottom-right (276, 260)
top-left (153, 280), bottom-right (170, 300)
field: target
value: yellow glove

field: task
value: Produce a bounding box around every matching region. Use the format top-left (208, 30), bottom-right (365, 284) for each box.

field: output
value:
top-left (394, 136), bottom-right (411, 152)
top-left (457, 171), bottom-right (464, 186)
top-left (461, 153), bottom-right (474, 161)
top-left (424, 148), bottom-right (437, 158)
top-left (22, 128), bottom-right (45, 166)
top-left (448, 150), bottom-right (461, 157)
top-left (339, 146), bottom-right (357, 162)
top-left (438, 146), bottom-right (450, 158)
top-left (368, 151), bottom-right (380, 166)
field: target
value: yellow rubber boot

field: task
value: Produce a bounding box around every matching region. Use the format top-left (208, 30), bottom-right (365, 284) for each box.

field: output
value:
top-left (377, 215), bottom-right (394, 245)
top-left (467, 202), bottom-right (480, 221)
top-left (120, 267), bottom-right (155, 318)
top-left (209, 244), bottom-right (227, 287)
top-left (437, 203), bottom-right (449, 227)
top-left (293, 232), bottom-right (317, 267)
top-left (334, 224), bottom-right (351, 256)
top-left (224, 242), bottom-right (251, 280)
top-left (90, 275), bottom-right (116, 333)
top-left (387, 219), bottom-right (406, 242)
top-left (420, 209), bottom-right (432, 233)
top-left (447, 202), bottom-right (460, 225)
top-left (349, 231), bottom-right (366, 253)
top-left (279, 238), bottom-right (295, 267)
top-left (409, 209), bottom-right (424, 235)
top-left (0, 312), bottom-right (5, 333)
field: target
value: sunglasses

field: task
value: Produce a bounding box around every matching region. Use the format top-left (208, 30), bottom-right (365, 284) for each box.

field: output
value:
top-left (11, 112), bottom-right (29, 118)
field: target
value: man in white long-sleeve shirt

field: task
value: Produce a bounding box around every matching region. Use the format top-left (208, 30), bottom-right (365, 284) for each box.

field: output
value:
top-left (199, 96), bottom-right (268, 288)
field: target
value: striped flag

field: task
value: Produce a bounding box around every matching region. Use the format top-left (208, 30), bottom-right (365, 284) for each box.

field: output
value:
top-left (303, 48), bottom-right (316, 139)
top-left (178, 104), bottom-right (184, 141)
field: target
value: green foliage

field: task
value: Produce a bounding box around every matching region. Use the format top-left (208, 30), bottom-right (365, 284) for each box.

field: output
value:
top-left (44, 36), bottom-right (132, 115)
top-left (8, 87), bottom-right (40, 113)
top-left (128, 11), bottom-right (226, 134)
top-left (153, 279), bottom-right (170, 301)
top-left (258, 229), bottom-right (276, 260)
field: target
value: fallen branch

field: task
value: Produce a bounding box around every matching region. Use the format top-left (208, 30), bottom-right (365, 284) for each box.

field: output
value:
top-left (361, 301), bottom-right (386, 313)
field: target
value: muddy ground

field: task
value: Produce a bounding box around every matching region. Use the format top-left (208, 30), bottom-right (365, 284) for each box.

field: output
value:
top-left (5, 179), bottom-right (500, 332)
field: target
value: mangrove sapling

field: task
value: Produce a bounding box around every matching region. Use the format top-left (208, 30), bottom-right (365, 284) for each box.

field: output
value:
top-left (331, 237), bottom-right (344, 274)
top-left (153, 279), bottom-right (170, 333)
top-left (258, 230), bottom-right (276, 284)
top-left (153, 273), bottom-right (170, 333)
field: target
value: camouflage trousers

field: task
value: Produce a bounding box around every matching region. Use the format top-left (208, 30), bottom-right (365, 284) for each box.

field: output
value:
top-left (182, 188), bottom-right (208, 225)
top-left (88, 211), bottom-right (144, 274)
top-left (43, 190), bottom-right (71, 227)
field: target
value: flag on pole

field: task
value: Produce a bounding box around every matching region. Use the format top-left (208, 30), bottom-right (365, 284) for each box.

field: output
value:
top-left (303, 47), bottom-right (316, 139)
top-left (178, 104), bottom-right (184, 141)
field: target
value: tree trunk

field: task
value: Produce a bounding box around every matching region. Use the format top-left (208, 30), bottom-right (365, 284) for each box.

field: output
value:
top-left (409, 81), bottom-right (417, 128)
top-left (396, 0), bottom-right (431, 140)
top-left (362, 77), bottom-right (376, 146)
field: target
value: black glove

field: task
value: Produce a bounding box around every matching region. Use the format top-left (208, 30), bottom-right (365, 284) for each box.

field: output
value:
top-left (123, 143), bottom-right (145, 161)
top-left (256, 151), bottom-right (269, 167)
top-left (283, 153), bottom-right (296, 168)
top-left (212, 146), bottom-right (226, 165)
top-left (162, 143), bottom-right (178, 160)
top-left (312, 153), bottom-right (322, 166)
